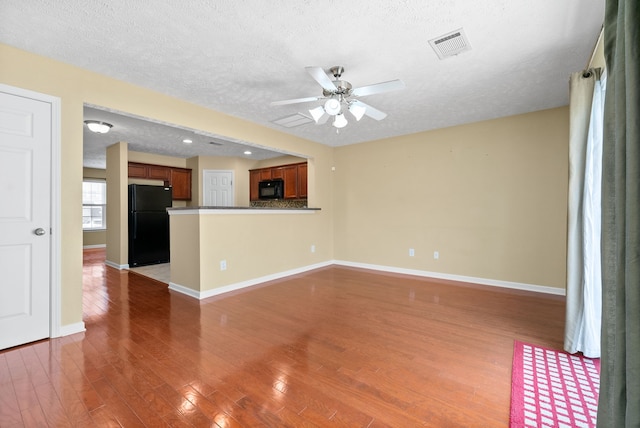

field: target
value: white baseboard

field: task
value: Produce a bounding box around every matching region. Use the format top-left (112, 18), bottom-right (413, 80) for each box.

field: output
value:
top-left (105, 260), bottom-right (129, 270)
top-left (166, 259), bottom-right (565, 300)
top-left (333, 260), bottom-right (566, 296)
top-left (83, 244), bottom-right (106, 249)
top-left (57, 321), bottom-right (86, 337)
top-left (168, 282), bottom-right (201, 299)
top-left (169, 261), bottom-right (334, 300)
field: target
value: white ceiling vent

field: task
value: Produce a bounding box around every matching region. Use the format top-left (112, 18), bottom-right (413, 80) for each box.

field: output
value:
top-left (429, 28), bottom-right (471, 60)
top-left (272, 113), bottom-right (313, 128)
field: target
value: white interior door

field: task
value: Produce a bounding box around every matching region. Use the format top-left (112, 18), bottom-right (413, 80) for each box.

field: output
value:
top-left (0, 87), bottom-right (52, 349)
top-left (203, 170), bottom-right (234, 207)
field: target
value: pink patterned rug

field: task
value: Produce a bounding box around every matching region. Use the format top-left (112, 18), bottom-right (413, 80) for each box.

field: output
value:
top-left (510, 340), bottom-right (600, 427)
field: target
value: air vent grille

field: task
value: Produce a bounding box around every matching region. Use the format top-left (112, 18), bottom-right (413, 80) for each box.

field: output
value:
top-left (429, 28), bottom-right (471, 59)
top-left (272, 113), bottom-right (313, 128)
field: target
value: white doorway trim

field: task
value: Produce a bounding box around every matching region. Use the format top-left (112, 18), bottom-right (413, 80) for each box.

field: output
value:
top-left (0, 83), bottom-right (63, 338)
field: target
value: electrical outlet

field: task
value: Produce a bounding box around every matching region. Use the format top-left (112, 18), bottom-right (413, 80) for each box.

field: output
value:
top-left (311, 244), bottom-right (316, 253)
top-left (220, 260), bottom-right (227, 270)
top-left (409, 248), bottom-right (415, 257)
top-left (434, 251), bottom-right (439, 260)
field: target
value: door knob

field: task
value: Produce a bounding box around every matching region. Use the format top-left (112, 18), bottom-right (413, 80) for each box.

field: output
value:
top-left (34, 228), bottom-right (46, 236)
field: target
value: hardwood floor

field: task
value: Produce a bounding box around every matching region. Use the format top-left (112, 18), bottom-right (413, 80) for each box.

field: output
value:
top-left (1, 248), bottom-right (565, 427)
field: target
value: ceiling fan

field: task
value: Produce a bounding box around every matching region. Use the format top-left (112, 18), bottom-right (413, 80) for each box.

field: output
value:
top-left (271, 66), bottom-right (405, 129)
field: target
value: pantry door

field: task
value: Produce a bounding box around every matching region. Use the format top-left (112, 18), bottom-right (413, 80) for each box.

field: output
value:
top-left (203, 170), bottom-right (234, 207)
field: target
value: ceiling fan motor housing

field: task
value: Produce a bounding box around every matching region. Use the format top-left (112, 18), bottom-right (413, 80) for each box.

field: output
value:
top-left (323, 80), bottom-right (352, 97)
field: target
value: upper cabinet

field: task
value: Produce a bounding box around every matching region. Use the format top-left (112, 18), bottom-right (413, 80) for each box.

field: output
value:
top-left (168, 167), bottom-right (192, 200)
top-left (127, 162), bottom-right (148, 179)
top-left (249, 170), bottom-right (261, 202)
top-left (128, 162), bottom-right (192, 200)
top-left (297, 163), bottom-right (307, 199)
top-left (249, 162), bottom-right (307, 201)
top-left (273, 165), bottom-right (298, 199)
top-left (147, 165), bottom-right (171, 181)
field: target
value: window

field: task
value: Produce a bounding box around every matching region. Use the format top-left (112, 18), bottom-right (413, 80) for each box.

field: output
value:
top-left (82, 180), bottom-right (106, 230)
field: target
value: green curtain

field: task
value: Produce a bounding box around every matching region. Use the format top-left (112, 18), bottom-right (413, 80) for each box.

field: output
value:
top-left (597, 0), bottom-right (640, 427)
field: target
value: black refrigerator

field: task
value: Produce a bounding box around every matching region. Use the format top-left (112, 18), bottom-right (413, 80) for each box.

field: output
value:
top-left (128, 184), bottom-right (172, 267)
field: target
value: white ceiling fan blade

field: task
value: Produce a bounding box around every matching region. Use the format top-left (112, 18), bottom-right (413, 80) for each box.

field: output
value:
top-left (315, 112), bottom-right (330, 125)
top-left (352, 79), bottom-right (405, 97)
top-left (270, 96), bottom-right (322, 106)
top-left (351, 100), bottom-right (387, 120)
top-left (305, 66), bottom-right (337, 92)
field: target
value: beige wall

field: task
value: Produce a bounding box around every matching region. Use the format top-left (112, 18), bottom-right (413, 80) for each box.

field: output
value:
top-left (128, 151), bottom-right (188, 168)
top-left (105, 142), bottom-right (129, 267)
top-left (255, 155), bottom-right (306, 169)
top-left (0, 43), bottom-right (333, 329)
top-left (333, 107), bottom-right (569, 289)
top-left (83, 229), bottom-right (106, 247)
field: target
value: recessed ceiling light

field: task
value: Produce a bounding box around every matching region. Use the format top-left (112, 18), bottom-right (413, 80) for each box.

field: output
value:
top-left (182, 139), bottom-right (193, 144)
top-left (244, 151), bottom-right (252, 155)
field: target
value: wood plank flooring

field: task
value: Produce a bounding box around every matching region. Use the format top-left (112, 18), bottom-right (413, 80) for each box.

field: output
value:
top-left (0, 248), bottom-right (565, 427)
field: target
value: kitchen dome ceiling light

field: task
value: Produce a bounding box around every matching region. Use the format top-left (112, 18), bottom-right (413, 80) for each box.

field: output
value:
top-left (84, 120), bottom-right (113, 134)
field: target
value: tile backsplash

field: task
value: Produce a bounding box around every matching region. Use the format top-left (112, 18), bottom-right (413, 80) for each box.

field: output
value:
top-left (250, 199), bottom-right (308, 208)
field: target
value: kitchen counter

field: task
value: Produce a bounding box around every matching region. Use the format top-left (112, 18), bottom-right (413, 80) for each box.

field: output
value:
top-left (167, 205), bottom-right (325, 300)
top-left (167, 206), bottom-right (320, 215)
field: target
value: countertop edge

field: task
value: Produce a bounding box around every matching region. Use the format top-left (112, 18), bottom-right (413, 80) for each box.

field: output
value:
top-left (167, 207), bottom-right (321, 215)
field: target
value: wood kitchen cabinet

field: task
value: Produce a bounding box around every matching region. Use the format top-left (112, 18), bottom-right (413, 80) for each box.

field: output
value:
top-left (297, 163), bottom-right (307, 198)
top-left (249, 170), bottom-right (261, 201)
top-left (127, 162), bottom-right (148, 179)
top-left (259, 169), bottom-right (272, 181)
top-left (249, 162), bottom-right (307, 201)
top-left (128, 162), bottom-right (192, 200)
top-left (169, 167), bottom-right (192, 200)
top-left (280, 165), bottom-right (299, 199)
top-left (148, 165), bottom-right (170, 181)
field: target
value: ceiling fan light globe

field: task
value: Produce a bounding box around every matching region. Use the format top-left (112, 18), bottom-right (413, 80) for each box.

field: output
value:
top-left (332, 113), bottom-right (348, 129)
top-left (324, 98), bottom-right (341, 116)
top-left (348, 103), bottom-right (366, 121)
top-left (309, 106), bottom-right (325, 123)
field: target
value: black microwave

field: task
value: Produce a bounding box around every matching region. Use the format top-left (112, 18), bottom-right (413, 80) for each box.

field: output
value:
top-left (258, 179), bottom-right (284, 199)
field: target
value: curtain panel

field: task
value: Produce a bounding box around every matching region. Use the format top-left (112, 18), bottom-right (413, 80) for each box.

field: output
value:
top-left (597, 0), bottom-right (640, 426)
top-left (565, 68), bottom-right (604, 358)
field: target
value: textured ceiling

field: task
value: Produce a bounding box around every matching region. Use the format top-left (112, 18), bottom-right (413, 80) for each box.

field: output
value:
top-left (0, 1), bottom-right (605, 169)
top-left (82, 106), bottom-right (298, 168)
